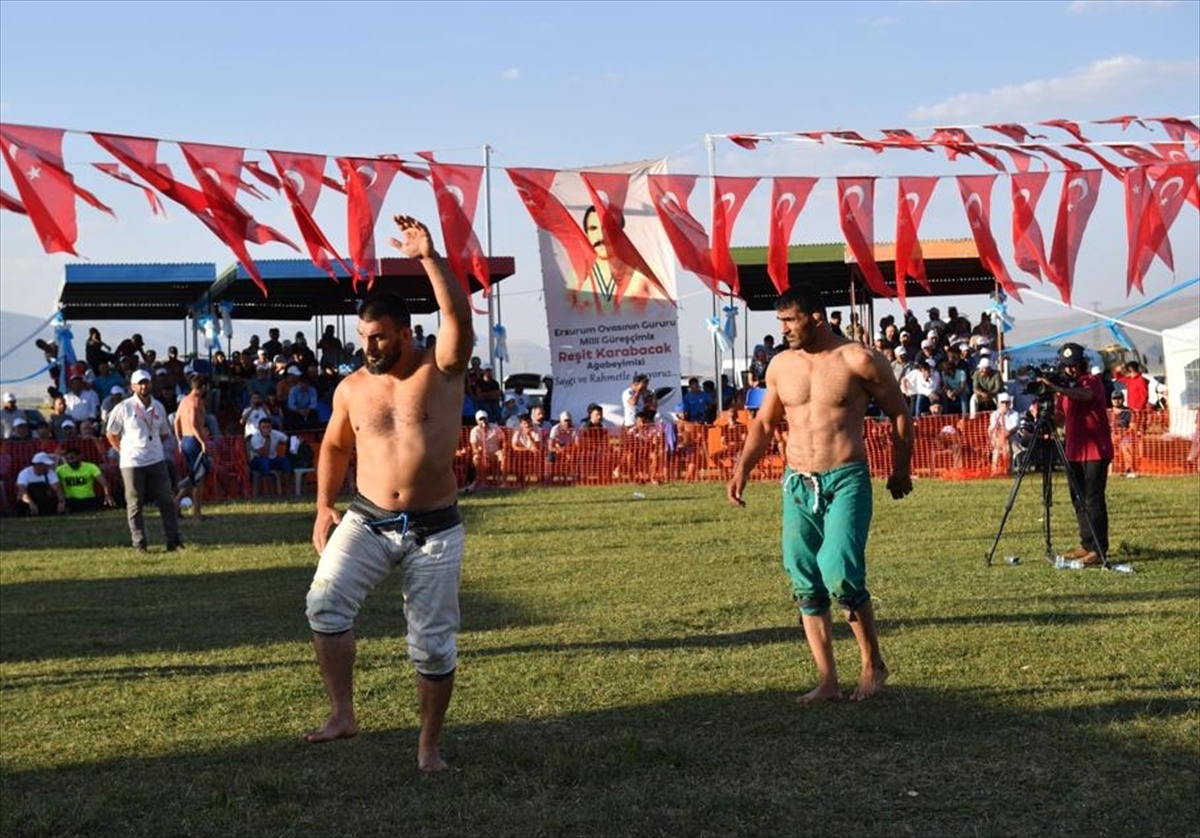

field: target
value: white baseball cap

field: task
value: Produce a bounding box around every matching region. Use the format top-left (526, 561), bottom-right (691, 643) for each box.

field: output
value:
top-left (997, 392), bottom-right (1012, 402)
top-left (2, 392), bottom-right (15, 403)
top-left (475, 410), bottom-right (488, 421)
top-left (130, 369), bottom-right (152, 385)
top-left (33, 452), bottom-right (56, 466)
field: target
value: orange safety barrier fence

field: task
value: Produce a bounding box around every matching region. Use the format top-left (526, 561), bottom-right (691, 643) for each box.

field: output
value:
top-left (1, 407), bottom-right (1196, 512)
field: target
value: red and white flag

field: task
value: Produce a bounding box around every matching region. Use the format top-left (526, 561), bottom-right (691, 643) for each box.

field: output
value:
top-left (894, 176), bottom-right (938, 307)
top-left (767, 176), bottom-right (817, 294)
top-left (179, 142), bottom-right (297, 250)
top-left (580, 170), bottom-right (671, 305)
top-left (647, 173), bottom-right (717, 291)
top-left (506, 167), bottom-right (596, 291)
top-left (93, 163), bottom-right (167, 216)
top-left (1010, 170), bottom-right (1051, 281)
top-left (1122, 166), bottom-right (1168, 294)
top-left (710, 176), bottom-right (759, 297)
top-left (426, 161), bottom-right (491, 296)
top-left (91, 132), bottom-right (210, 215)
top-left (0, 123), bottom-right (113, 255)
top-left (1132, 160), bottom-right (1199, 290)
top-left (1150, 117), bottom-right (1199, 151)
top-left (1045, 169), bottom-right (1103, 305)
top-left (336, 156), bottom-right (409, 288)
top-left (268, 150), bottom-right (352, 281)
top-left (837, 177), bottom-right (892, 299)
top-left (956, 175), bottom-right (1025, 302)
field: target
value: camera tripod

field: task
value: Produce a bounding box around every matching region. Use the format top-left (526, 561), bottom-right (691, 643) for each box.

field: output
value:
top-left (984, 403), bottom-right (1109, 569)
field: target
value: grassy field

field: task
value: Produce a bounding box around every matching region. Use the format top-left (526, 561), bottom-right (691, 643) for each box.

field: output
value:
top-left (1, 475), bottom-right (1198, 837)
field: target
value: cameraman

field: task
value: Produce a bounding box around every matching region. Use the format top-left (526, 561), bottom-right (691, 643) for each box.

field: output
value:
top-left (1038, 343), bottom-right (1112, 566)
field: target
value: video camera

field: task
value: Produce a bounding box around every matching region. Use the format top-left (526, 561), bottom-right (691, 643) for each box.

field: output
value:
top-left (1019, 363), bottom-right (1077, 398)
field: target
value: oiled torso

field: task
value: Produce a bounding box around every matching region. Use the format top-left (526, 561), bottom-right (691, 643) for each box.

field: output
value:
top-left (770, 343), bottom-right (872, 473)
top-left (341, 354), bottom-right (464, 511)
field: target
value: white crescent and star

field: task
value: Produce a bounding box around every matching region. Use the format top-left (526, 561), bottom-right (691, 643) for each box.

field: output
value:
top-left (1067, 177), bottom-right (1089, 211)
top-left (513, 185), bottom-right (536, 210)
top-left (26, 165), bottom-right (41, 180)
top-left (356, 164), bottom-right (377, 189)
top-left (437, 184), bottom-right (465, 207)
top-left (284, 169), bottom-right (306, 197)
top-left (659, 191), bottom-right (682, 213)
top-left (1158, 176), bottom-right (1184, 204)
top-left (842, 185), bottom-right (865, 209)
top-left (720, 191), bottom-right (737, 213)
top-left (774, 192), bottom-right (796, 219)
top-left (965, 193), bottom-right (984, 228)
top-left (904, 191), bottom-right (921, 213)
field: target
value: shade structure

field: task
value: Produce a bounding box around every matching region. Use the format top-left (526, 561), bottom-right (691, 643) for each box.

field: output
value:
top-left (730, 239), bottom-right (997, 310)
top-left (58, 263), bottom-right (217, 321)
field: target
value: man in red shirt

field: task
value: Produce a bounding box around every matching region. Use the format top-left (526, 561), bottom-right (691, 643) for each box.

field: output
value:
top-left (1039, 343), bottom-right (1112, 567)
top-left (1115, 360), bottom-right (1150, 411)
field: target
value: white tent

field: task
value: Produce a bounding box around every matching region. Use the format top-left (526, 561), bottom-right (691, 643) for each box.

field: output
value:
top-left (1162, 317), bottom-right (1200, 438)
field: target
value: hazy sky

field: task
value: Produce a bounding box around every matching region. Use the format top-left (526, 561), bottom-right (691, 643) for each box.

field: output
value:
top-left (1, 0), bottom-right (1197, 378)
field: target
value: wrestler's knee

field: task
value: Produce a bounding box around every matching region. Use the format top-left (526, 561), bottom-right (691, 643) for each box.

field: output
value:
top-left (306, 576), bottom-right (358, 634)
top-left (837, 589), bottom-right (871, 615)
top-left (796, 593), bottom-right (831, 616)
top-left (409, 632), bottom-right (458, 679)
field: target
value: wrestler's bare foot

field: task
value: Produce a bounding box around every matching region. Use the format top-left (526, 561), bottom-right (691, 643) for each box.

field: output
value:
top-left (303, 715), bottom-right (359, 744)
top-left (795, 684), bottom-right (843, 705)
top-left (418, 744), bottom-right (447, 773)
top-left (850, 662), bottom-right (889, 702)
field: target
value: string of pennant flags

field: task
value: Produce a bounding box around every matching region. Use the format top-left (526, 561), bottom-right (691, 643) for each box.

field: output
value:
top-left (1, 114), bottom-right (1196, 314)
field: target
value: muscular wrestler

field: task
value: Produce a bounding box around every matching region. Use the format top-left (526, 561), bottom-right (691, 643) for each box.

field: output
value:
top-left (727, 284), bottom-right (912, 703)
top-left (304, 216), bottom-right (473, 772)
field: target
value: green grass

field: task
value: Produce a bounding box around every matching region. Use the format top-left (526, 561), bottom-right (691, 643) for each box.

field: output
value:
top-left (2, 476), bottom-right (1198, 837)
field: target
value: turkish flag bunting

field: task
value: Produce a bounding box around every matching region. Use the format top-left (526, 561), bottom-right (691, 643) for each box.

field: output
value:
top-left (505, 167), bottom-right (595, 294)
top-left (336, 157), bottom-right (408, 289)
top-left (579, 170), bottom-right (671, 307)
top-left (955, 175), bottom-right (1025, 302)
top-left (1039, 119), bottom-right (1091, 143)
top-left (179, 142), bottom-right (298, 249)
top-left (710, 176), bottom-right (759, 297)
top-left (426, 161), bottom-right (491, 296)
top-left (1151, 143), bottom-right (1200, 209)
top-left (727, 135), bottom-right (762, 150)
top-left (0, 188), bottom-right (26, 214)
top-left (268, 150), bottom-right (353, 282)
top-left (242, 160), bottom-right (282, 192)
top-left (766, 176), bottom-right (817, 295)
top-left (986, 144), bottom-right (1040, 173)
top-left (1010, 170), bottom-right (1051, 281)
top-left (647, 173), bottom-right (717, 291)
top-left (1046, 169), bottom-right (1103, 305)
top-left (1149, 117), bottom-right (1199, 151)
top-left (1095, 115), bottom-right (1146, 131)
top-left (179, 142), bottom-right (299, 295)
top-left (1122, 166), bottom-right (1169, 294)
top-left (984, 124), bottom-right (1045, 143)
top-left (828, 131), bottom-right (886, 153)
top-left (1132, 161), bottom-right (1200, 290)
top-left (91, 132), bottom-right (210, 215)
top-left (894, 176), bottom-right (938, 307)
top-left (0, 123), bottom-right (114, 255)
top-left (836, 177), bottom-right (892, 299)
top-left (93, 163), bottom-right (167, 216)
top-left (1064, 143), bottom-right (1125, 180)
top-left (1022, 144), bottom-right (1084, 171)
top-left (880, 129), bottom-right (932, 152)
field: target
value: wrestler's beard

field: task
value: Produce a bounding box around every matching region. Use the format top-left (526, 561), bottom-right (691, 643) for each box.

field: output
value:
top-left (365, 345), bottom-right (402, 375)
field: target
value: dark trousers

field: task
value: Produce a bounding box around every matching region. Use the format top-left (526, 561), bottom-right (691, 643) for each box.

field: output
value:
top-left (1067, 459), bottom-right (1110, 556)
top-left (121, 460), bottom-right (180, 548)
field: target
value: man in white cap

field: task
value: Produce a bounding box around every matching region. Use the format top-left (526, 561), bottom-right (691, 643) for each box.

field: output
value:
top-left (469, 409), bottom-right (506, 487)
top-left (15, 451), bottom-right (67, 516)
top-left (105, 368), bottom-right (182, 552)
top-left (988, 392), bottom-right (1020, 474)
top-left (970, 356), bottom-right (1004, 418)
top-left (2, 392), bottom-right (42, 439)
